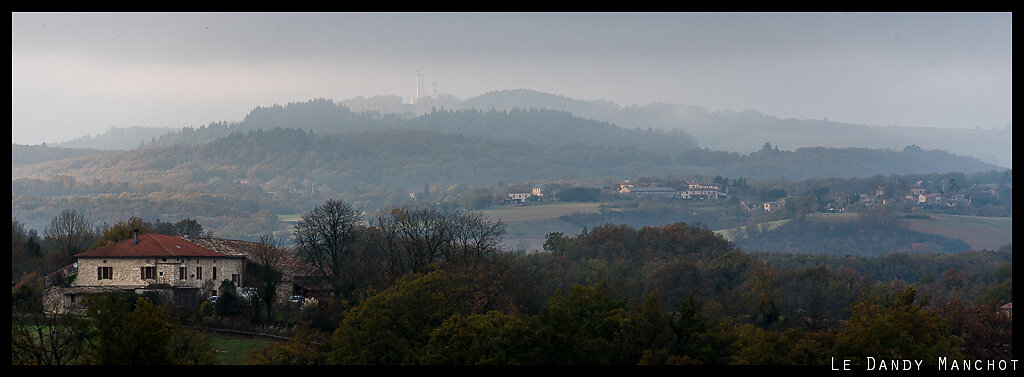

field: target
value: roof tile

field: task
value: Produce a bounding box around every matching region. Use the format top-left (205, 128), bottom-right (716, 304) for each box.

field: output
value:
top-left (75, 234), bottom-right (225, 258)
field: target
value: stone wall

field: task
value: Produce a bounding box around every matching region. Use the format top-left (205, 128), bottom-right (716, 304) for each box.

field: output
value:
top-left (74, 256), bottom-right (244, 297)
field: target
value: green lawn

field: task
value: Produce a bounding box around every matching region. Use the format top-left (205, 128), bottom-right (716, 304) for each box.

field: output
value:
top-left (209, 332), bottom-right (278, 365)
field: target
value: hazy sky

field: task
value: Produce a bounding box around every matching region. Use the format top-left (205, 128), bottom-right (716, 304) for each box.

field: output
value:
top-left (12, 12), bottom-right (1012, 145)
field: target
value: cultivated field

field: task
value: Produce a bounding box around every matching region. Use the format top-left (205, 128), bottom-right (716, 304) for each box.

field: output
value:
top-left (477, 202), bottom-right (602, 222)
top-left (902, 214), bottom-right (1013, 251)
top-left (717, 213), bottom-right (1012, 252)
top-left (477, 202), bottom-right (602, 252)
top-left (714, 219), bottom-right (792, 242)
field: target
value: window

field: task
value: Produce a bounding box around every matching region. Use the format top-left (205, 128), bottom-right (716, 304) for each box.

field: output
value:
top-left (98, 267), bottom-right (113, 280)
top-left (196, 267), bottom-right (203, 280)
top-left (232, 274), bottom-right (240, 285)
top-left (213, 266), bottom-right (217, 280)
top-left (142, 266), bottom-right (156, 280)
top-left (180, 266), bottom-right (187, 280)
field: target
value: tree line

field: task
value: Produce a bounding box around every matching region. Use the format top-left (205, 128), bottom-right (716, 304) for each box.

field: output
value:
top-left (11, 212), bottom-right (211, 282)
top-left (11, 198), bottom-right (1012, 365)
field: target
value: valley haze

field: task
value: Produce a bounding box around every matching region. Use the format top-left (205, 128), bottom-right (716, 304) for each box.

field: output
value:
top-left (12, 12), bottom-right (1012, 166)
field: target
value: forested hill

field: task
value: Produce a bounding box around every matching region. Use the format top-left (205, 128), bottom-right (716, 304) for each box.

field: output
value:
top-left (48, 91), bottom-right (1011, 168)
top-left (12, 127), bottom-right (1004, 191)
top-left (458, 89), bottom-right (1013, 169)
top-left (11, 143), bottom-right (113, 169)
top-left (135, 98), bottom-right (697, 155)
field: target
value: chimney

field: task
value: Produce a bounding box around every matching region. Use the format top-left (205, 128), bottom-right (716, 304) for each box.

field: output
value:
top-left (133, 229), bottom-right (139, 245)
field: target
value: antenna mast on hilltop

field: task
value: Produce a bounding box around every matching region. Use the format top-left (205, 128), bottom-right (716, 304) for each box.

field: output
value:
top-left (414, 70), bottom-right (423, 104)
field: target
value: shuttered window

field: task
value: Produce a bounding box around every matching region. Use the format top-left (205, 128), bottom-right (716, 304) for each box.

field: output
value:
top-left (98, 267), bottom-right (113, 280)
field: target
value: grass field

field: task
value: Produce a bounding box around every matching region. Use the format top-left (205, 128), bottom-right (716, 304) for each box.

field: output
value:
top-left (474, 202), bottom-right (604, 252)
top-left (477, 202), bottom-right (602, 222)
top-left (715, 213), bottom-right (1012, 251)
top-left (277, 214), bottom-right (301, 223)
top-left (209, 332), bottom-right (277, 365)
top-left (714, 219), bottom-right (791, 242)
top-left (902, 214), bottom-right (1012, 251)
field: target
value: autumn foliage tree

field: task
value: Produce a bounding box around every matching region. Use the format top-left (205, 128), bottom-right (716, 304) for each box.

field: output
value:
top-left (832, 286), bottom-right (963, 363)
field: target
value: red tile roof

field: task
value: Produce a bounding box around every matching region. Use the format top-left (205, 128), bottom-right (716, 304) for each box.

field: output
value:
top-left (75, 234), bottom-right (227, 258)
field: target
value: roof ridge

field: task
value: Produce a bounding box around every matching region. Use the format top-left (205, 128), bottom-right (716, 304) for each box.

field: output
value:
top-left (149, 233), bottom-right (176, 257)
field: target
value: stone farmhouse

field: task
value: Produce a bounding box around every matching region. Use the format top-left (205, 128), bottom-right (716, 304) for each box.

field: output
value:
top-left (43, 232), bottom-right (317, 314)
top-left (189, 237), bottom-right (321, 303)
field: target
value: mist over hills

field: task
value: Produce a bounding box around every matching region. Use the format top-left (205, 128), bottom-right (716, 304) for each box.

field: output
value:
top-left (12, 91), bottom-right (1009, 245)
top-left (14, 126), bottom-right (1001, 191)
top-left (457, 90), bottom-right (1013, 169)
top-left (50, 89), bottom-right (1011, 169)
top-left (18, 90), bottom-right (1006, 189)
top-left (54, 125), bottom-right (179, 151)
top-left (55, 98), bottom-right (696, 156)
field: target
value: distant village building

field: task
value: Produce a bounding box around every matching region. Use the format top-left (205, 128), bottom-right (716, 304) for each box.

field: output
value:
top-left (944, 192), bottom-right (968, 207)
top-left (909, 185), bottom-right (926, 195)
top-left (919, 193), bottom-right (943, 206)
top-left (507, 192), bottom-right (533, 205)
top-left (763, 200), bottom-right (785, 212)
top-left (532, 185), bottom-right (546, 197)
top-left (682, 181), bottom-right (727, 199)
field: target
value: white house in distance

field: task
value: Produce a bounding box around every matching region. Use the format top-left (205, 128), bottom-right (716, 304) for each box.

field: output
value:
top-left (532, 185), bottom-right (546, 197)
top-left (682, 181), bottom-right (727, 199)
top-left (507, 191), bottom-right (533, 205)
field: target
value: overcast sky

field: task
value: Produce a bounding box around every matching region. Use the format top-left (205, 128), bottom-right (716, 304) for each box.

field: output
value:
top-left (11, 12), bottom-right (1013, 145)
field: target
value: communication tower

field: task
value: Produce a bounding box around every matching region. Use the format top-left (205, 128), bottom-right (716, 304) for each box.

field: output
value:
top-left (414, 70), bottom-right (423, 104)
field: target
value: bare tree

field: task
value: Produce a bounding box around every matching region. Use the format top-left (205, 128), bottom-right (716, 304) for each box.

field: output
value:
top-left (12, 273), bottom-right (92, 365)
top-left (373, 206), bottom-right (451, 276)
top-left (250, 233), bottom-right (284, 320)
top-left (372, 206), bottom-right (506, 276)
top-left (43, 209), bottom-right (95, 265)
top-left (12, 310), bottom-right (94, 365)
top-left (291, 199), bottom-right (362, 297)
top-left (446, 211), bottom-right (505, 268)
